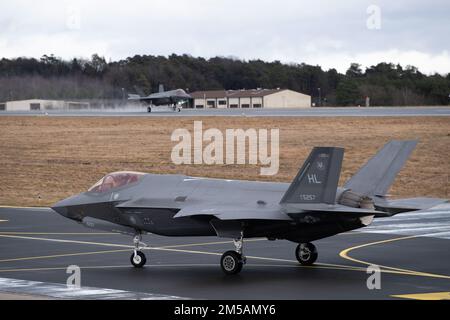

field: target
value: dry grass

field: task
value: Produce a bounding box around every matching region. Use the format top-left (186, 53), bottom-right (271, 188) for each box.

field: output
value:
top-left (0, 116), bottom-right (449, 206)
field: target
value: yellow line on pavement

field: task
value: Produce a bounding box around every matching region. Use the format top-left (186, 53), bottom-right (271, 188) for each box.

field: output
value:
top-left (0, 249), bottom-right (131, 263)
top-left (159, 238), bottom-right (265, 249)
top-left (339, 235), bottom-right (450, 280)
top-left (0, 263), bottom-right (364, 274)
top-left (0, 233), bottom-right (364, 273)
top-left (0, 265), bottom-right (129, 273)
top-left (4, 232), bottom-right (441, 278)
top-left (0, 232), bottom-right (116, 235)
top-left (0, 205), bottom-right (49, 210)
top-left (0, 234), bottom-right (133, 249)
top-left (0, 234), bottom-right (260, 250)
top-left (391, 292), bottom-right (450, 300)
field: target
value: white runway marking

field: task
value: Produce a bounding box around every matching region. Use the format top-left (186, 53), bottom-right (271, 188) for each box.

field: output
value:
top-left (0, 277), bottom-right (187, 300)
top-left (360, 204), bottom-right (450, 239)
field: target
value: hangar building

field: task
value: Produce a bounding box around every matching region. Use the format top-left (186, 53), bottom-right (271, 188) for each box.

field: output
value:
top-left (190, 89), bottom-right (311, 109)
top-left (0, 99), bottom-right (90, 111)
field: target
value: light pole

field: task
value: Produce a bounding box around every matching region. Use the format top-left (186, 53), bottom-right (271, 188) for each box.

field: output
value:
top-left (318, 88), bottom-right (321, 107)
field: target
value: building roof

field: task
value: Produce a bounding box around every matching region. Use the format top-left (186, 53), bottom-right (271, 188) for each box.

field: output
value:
top-left (190, 89), bottom-right (286, 99)
top-left (3, 99), bottom-right (87, 104)
top-left (190, 90), bottom-right (228, 99)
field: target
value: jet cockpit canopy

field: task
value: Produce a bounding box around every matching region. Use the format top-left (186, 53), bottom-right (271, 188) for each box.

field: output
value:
top-left (88, 171), bottom-right (145, 193)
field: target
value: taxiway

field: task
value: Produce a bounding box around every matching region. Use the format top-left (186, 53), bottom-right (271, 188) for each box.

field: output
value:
top-left (0, 205), bottom-right (449, 299)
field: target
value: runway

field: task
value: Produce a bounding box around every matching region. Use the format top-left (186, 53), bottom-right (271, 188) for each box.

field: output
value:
top-left (0, 205), bottom-right (449, 300)
top-left (1, 107), bottom-right (450, 117)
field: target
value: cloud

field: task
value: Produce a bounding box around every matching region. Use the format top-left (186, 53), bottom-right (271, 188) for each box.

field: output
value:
top-left (300, 50), bottom-right (450, 74)
top-left (0, 0), bottom-right (449, 74)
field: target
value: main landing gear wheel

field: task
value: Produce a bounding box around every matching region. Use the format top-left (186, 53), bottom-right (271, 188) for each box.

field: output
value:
top-left (130, 250), bottom-right (146, 268)
top-left (221, 251), bottom-right (244, 275)
top-left (295, 242), bottom-right (318, 266)
top-left (220, 233), bottom-right (246, 275)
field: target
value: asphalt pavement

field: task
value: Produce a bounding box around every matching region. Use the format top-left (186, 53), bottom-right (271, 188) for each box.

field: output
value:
top-left (1, 106), bottom-right (450, 117)
top-left (0, 205), bottom-right (449, 300)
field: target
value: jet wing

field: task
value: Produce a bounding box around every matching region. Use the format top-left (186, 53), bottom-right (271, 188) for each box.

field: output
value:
top-left (127, 94), bottom-right (141, 100)
top-left (173, 205), bottom-right (292, 221)
top-left (174, 205), bottom-right (292, 238)
top-left (118, 198), bottom-right (292, 221)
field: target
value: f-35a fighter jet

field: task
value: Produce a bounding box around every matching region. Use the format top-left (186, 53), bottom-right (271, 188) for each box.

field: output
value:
top-left (128, 85), bottom-right (191, 112)
top-left (52, 141), bottom-right (447, 274)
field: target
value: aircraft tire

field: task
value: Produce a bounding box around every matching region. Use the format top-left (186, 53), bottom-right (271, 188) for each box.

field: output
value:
top-left (147, 107), bottom-right (152, 113)
top-left (295, 243), bottom-right (318, 266)
top-left (221, 251), bottom-right (244, 275)
top-left (130, 251), bottom-right (147, 268)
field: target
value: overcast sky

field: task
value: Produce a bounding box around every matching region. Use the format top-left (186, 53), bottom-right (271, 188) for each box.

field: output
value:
top-left (1, 0), bottom-right (449, 74)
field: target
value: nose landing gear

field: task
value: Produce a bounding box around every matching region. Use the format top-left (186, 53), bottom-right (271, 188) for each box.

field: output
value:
top-left (131, 251), bottom-right (146, 268)
top-left (130, 233), bottom-right (148, 268)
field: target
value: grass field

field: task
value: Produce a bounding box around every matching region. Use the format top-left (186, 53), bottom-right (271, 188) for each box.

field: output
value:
top-left (0, 116), bottom-right (449, 206)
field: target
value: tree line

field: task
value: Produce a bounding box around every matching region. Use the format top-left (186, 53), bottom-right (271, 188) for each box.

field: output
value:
top-left (0, 53), bottom-right (449, 106)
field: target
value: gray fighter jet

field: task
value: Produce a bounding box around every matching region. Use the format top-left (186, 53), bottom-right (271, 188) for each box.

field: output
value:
top-left (128, 84), bottom-right (191, 112)
top-left (52, 141), bottom-right (447, 274)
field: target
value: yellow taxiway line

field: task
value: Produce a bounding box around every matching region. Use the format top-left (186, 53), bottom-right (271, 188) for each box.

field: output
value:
top-left (0, 232), bottom-right (116, 235)
top-left (339, 235), bottom-right (450, 280)
top-left (0, 234), bottom-right (135, 249)
top-left (0, 238), bottom-right (265, 264)
top-left (0, 249), bottom-right (132, 263)
top-left (0, 234), bottom-right (263, 250)
top-left (0, 233), bottom-right (437, 277)
top-left (1, 232), bottom-right (449, 280)
top-left (0, 205), bottom-right (48, 210)
top-left (0, 264), bottom-right (363, 274)
top-left (391, 292), bottom-right (450, 300)
top-left (0, 233), bottom-right (364, 273)
top-left (0, 205), bottom-right (50, 209)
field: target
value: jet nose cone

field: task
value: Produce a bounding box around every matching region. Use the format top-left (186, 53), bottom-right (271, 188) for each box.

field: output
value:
top-left (51, 203), bottom-right (68, 217)
top-left (51, 194), bottom-right (82, 217)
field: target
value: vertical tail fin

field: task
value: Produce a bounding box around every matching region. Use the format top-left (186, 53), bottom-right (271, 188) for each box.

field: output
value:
top-left (344, 140), bottom-right (418, 197)
top-left (280, 147), bottom-right (344, 205)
